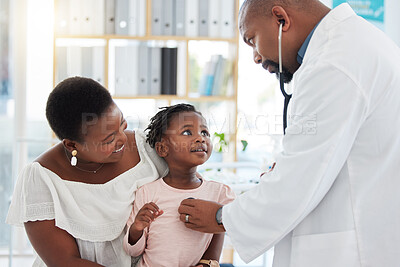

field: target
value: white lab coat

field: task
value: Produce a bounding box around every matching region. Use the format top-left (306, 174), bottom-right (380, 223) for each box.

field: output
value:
top-left (223, 4), bottom-right (400, 267)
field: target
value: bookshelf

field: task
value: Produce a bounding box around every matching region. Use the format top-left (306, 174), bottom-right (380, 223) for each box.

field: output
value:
top-left (53, 0), bottom-right (240, 161)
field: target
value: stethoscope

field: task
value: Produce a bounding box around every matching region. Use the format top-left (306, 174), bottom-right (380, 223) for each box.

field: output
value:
top-left (278, 19), bottom-right (292, 134)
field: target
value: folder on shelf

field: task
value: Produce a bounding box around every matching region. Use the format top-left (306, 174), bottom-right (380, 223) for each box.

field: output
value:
top-left (81, 46), bottom-right (105, 85)
top-left (116, 0), bottom-right (129, 35)
top-left (198, 0), bottom-right (209, 37)
top-left (55, 0), bottom-right (70, 35)
top-left (198, 55), bottom-right (221, 96)
top-left (56, 47), bottom-right (68, 82)
top-left (115, 45), bottom-right (139, 96)
top-left (162, 0), bottom-right (175, 36)
top-left (212, 56), bottom-right (227, 96)
top-left (161, 47), bottom-right (178, 95)
top-left (69, 0), bottom-right (83, 34)
top-left (220, 0), bottom-right (235, 38)
top-left (67, 46), bottom-right (82, 76)
top-left (81, 47), bottom-right (93, 78)
top-left (208, 0), bottom-right (220, 38)
top-left (152, 0), bottom-right (163, 35)
top-left (80, 0), bottom-right (104, 35)
top-left (92, 46), bottom-right (105, 84)
top-left (137, 0), bottom-right (147, 36)
top-left (105, 0), bottom-right (116, 34)
top-left (128, 0), bottom-right (139, 36)
top-left (185, 0), bottom-right (199, 37)
top-left (175, 0), bottom-right (186, 36)
top-left (92, 0), bottom-right (105, 35)
top-left (138, 43), bottom-right (149, 95)
top-left (148, 47), bottom-right (162, 95)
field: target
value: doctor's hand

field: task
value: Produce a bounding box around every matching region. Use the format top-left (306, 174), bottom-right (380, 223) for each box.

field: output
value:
top-left (178, 199), bottom-right (225, 233)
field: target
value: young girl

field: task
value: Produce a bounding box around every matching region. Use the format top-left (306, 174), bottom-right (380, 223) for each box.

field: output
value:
top-left (123, 104), bottom-right (235, 267)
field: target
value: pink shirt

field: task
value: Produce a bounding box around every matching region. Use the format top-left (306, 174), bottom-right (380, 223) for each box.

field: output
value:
top-left (123, 178), bottom-right (235, 267)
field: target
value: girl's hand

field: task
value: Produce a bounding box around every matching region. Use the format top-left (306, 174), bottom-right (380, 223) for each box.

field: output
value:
top-left (132, 202), bottom-right (163, 231)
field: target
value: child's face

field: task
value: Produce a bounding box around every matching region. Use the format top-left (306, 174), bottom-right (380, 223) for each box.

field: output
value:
top-left (162, 111), bottom-right (212, 167)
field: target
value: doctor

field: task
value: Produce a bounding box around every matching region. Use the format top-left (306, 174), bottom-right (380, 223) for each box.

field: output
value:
top-left (178, 0), bottom-right (400, 266)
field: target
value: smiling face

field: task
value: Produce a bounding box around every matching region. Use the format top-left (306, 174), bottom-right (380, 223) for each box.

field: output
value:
top-left (239, 4), bottom-right (295, 83)
top-left (158, 111), bottom-right (212, 169)
top-left (72, 103), bottom-right (128, 164)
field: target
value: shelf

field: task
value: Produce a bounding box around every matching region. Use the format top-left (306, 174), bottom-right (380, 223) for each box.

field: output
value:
top-left (54, 35), bottom-right (238, 43)
top-left (112, 95), bottom-right (236, 102)
top-left (53, 0), bottom-right (240, 161)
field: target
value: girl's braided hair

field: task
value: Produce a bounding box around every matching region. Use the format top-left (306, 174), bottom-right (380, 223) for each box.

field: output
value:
top-left (145, 103), bottom-right (202, 148)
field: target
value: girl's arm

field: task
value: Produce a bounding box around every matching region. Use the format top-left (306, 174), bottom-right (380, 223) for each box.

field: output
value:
top-left (24, 220), bottom-right (103, 267)
top-left (124, 202), bottom-right (163, 256)
top-left (196, 233), bottom-right (225, 266)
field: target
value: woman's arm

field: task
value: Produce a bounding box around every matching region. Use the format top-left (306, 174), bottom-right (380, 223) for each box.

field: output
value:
top-left (24, 220), bottom-right (103, 267)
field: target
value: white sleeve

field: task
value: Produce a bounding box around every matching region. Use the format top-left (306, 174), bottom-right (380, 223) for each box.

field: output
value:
top-left (223, 64), bottom-right (368, 262)
top-left (135, 130), bottom-right (168, 188)
top-left (6, 163), bottom-right (55, 226)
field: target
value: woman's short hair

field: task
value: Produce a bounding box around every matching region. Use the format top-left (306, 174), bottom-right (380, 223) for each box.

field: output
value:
top-left (46, 77), bottom-right (113, 142)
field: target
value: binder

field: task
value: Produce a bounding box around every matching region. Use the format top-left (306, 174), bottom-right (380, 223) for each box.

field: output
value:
top-left (81, 0), bottom-right (104, 35)
top-left (198, 55), bottom-right (220, 95)
top-left (92, 46), bottom-right (105, 84)
top-left (198, 60), bottom-right (212, 95)
top-left (152, 0), bottom-right (163, 35)
top-left (56, 47), bottom-right (68, 82)
top-left (115, 45), bottom-right (139, 96)
top-left (175, 0), bottom-right (186, 36)
top-left (212, 56), bottom-right (226, 95)
top-left (81, 47), bottom-right (93, 78)
top-left (105, 0), bottom-right (116, 34)
top-left (55, 0), bottom-right (69, 34)
top-left (128, 0), bottom-right (139, 36)
top-left (198, 0), bottom-right (209, 37)
top-left (185, 0), bottom-right (198, 37)
top-left (208, 0), bottom-right (220, 38)
top-left (138, 43), bottom-right (149, 95)
top-left (92, 0), bottom-right (105, 35)
top-left (116, 0), bottom-right (129, 35)
top-left (161, 47), bottom-right (178, 95)
top-left (137, 0), bottom-right (147, 36)
top-left (148, 47), bottom-right (162, 95)
top-left (162, 0), bottom-right (175, 35)
top-left (220, 0), bottom-right (235, 38)
top-left (67, 46), bottom-right (82, 76)
top-left (69, 0), bottom-right (82, 34)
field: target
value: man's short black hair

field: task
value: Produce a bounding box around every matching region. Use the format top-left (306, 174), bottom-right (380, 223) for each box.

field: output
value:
top-left (145, 103), bottom-right (202, 148)
top-left (46, 76), bottom-right (114, 142)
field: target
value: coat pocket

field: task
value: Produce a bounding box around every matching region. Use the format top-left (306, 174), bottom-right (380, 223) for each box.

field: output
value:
top-left (291, 230), bottom-right (360, 267)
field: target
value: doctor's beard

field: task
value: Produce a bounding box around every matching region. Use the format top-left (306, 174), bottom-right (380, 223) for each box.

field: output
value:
top-left (262, 59), bottom-right (293, 83)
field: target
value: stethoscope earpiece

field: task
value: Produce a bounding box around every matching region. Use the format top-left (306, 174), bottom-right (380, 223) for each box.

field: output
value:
top-left (278, 18), bottom-right (292, 134)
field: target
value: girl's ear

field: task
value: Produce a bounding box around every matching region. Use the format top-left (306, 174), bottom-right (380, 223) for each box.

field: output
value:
top-left (155, 139), bottom-right (169, 158)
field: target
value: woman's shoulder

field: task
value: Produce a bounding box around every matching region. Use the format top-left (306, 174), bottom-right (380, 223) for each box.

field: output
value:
top-left (34, 142), bottom-right (64, 168)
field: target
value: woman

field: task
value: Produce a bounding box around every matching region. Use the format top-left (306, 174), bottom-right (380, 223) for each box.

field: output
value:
top-left (6, 77), bottom-right (168, 266)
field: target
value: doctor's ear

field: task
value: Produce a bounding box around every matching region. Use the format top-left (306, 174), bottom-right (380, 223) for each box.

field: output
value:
top-left (155, 139), bottom-right (169, 158)
top-left (271, 6), bottom-right (290, 30)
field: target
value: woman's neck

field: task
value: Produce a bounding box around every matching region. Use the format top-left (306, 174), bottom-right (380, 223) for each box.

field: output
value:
top-left (163, 167), bottom-right (202, 189)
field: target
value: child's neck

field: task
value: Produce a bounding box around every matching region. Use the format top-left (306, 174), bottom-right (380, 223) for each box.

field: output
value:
top-left (163, 167), bottom-right (202, 190)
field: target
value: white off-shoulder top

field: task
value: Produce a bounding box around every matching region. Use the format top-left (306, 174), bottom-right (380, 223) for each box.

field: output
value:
top-left (6, 130), bottom-right (168, 267)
